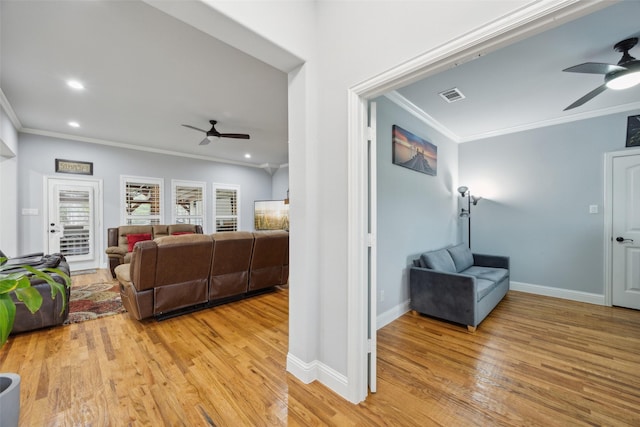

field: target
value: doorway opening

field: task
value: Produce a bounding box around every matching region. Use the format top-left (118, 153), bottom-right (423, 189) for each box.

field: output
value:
top-left (347, 1), bottom-right (609, 403)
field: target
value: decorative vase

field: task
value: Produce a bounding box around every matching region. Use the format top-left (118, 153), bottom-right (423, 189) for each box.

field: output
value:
top-left (0, 373), bottom-right (20, 427)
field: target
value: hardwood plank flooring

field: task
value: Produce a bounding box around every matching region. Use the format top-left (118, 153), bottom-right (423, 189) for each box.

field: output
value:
top-left (1, 270), bottom-right (639, 426)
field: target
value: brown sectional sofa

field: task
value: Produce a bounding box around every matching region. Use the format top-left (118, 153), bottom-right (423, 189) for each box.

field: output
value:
top-left (105, 224), bottom-right (203, 277)
top-left (115, 230), bottom-right (289, 320)
top-left (249, 230), bottom-right (290, 292)
top-left (209, 231), bottom-right (255, 300)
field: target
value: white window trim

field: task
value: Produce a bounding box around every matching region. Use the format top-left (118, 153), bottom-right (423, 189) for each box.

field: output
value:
top-left (212, 182), bottom-right (241, 232)
top-left (171, 179), bottom-right (206, 229)
top-left (120, 175), bottom-right (164, 225)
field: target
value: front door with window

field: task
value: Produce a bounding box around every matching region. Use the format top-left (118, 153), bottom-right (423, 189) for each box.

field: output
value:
top-left (47, 178), bottom-right (102, 271)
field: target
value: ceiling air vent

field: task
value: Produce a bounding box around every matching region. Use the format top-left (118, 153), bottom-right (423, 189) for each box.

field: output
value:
top-left (438, 88), bottom-right (465, 103)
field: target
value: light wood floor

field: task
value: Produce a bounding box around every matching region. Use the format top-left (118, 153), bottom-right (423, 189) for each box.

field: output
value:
top-left (1, 269), bottom-right (639, 426)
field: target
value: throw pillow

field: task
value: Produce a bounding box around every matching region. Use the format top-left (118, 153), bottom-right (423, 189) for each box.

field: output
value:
top-left (127, 233), bottom-right (152, 252)
top-left (420, 249), bottom-right (457, 273)
top-left (447, 243), bottom-right (474, 273)
top-left (171, 231), bottom-right (194, 236)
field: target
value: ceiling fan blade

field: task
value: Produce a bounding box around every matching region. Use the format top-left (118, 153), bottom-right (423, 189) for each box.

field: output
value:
top-left (184, 121), bottom-right (249, 143)
top-left (219, 133), bottom-right (250, 139)
top-left (564, 83), bottom-right (608, 111)
top-left (182, 124), bottom-right (207, 133)
top-left (563, 62), bottom-right (626, 74)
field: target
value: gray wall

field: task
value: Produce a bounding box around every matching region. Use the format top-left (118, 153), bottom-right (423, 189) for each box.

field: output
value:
top-left (17, 133), bottom-right (273, 261)
top-left (375, 96), bottom-right (459, 324)
top-left (271, 165), bottom-right (289, 200)
top-left (459, 110), bottom-right (640, 295)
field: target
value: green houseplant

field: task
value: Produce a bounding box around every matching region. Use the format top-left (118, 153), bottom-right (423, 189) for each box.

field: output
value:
top-left (0, 257), bottom-right (71, 346)
top-left (0, 257), bottom-right (70, 427)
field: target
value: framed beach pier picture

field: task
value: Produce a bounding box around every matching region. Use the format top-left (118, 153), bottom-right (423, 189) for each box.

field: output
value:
top-left (392, 125), bottom-right (437, 176)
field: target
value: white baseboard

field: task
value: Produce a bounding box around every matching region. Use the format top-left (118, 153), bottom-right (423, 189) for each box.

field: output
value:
top-left (286, 353), bottom-right (317, 384)
top-left (377, 299), bottom-right (410, 330)
top-left (510, 281), bottom-right (605, 306)
top-left (286, 353), bottom-right (349, 400)
top-left (316, 362), bottom-right (349, 399)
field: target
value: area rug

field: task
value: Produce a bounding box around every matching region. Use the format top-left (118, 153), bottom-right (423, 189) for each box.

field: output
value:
top-left (64, 281), bottom-right (126, 324)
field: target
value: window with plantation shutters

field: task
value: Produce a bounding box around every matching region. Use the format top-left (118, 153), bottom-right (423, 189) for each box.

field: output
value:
top-left (121, 176), bottom-right (164, 225)
top-left (172, 180), bottom-right (205, 228)
top-left (58, 189), bottom-right (92, 256)
top-left (213, 183), bottom-right (240, 232)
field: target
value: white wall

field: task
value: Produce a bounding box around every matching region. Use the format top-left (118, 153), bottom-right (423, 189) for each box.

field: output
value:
top-left (0, 104), bottom-right (19, 256)
top-left (207, 0), bottom-right (533, 399)
top-left (317, 0), bottom-right (531, 382)
top-left (375, 96), bottom-right (459, 327)
top-left (310, 0), bottom-right (532, 390)
top-left (460, 110), bottom-right (640, 297)
top-left (17, 133), bottom-right (273, 259)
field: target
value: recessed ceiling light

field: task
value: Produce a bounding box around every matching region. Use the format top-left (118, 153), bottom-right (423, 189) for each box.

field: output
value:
top-left (66, 80), bottom-right (85, 90)
top-left (244, 153), bottom-right (251, 159)
top-left (68, 121), bottom-right (80, 128)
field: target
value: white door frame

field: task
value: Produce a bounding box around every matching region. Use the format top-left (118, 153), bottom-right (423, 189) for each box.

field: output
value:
top-left (43, 175), bottom-right (104, 270)
top-left (367, 101), bottom-right (377, 393)
top-left (603, 147), bottom-right (640, 306)
top-left (345, 0), bottom-right (609, 403)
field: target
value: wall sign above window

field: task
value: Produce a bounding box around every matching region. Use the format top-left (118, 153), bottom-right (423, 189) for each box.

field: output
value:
top-left (55, 159), bottom-right (93, 175)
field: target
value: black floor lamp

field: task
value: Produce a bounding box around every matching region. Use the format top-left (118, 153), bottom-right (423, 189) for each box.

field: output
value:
top-left (457, 186), bottom-right (481, 248)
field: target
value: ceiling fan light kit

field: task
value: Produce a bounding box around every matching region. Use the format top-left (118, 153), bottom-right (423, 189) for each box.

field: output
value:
top-left (605, 69), bottom-right (640, 90)
top-left (563, 37), bottom-right (640, 110)
top-left (203, 135), bottom-right (217, 145)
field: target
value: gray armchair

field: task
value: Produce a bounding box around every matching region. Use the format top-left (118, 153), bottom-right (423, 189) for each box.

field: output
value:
top-left (409, 244), bottom-right (509, 331)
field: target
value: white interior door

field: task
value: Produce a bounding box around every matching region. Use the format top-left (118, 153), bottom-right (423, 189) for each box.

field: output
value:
top-left (612, 154), bottom-right (640, 309)
top-left (368, 101), bottom-right (377, 393)
top-left (47, 178), bottom-right (102, 272)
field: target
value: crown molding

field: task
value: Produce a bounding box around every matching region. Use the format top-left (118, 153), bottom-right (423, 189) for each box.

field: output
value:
top-left (2, 87), bottom-right (276, 169)
top-left (258, 162), bottom-right (289, 174)
top-left (0, 88), bottom-right (23, 130)
top-left (19, 127), bottom-right (263, 169)
top-left (457, 100), bottom-right (640, 142)
top-left (3, 91), bottom-right (285, 169)
top-left (383, 91), bottom-right (461, 142)
top-left (384, 93), bottom-right (640, 145)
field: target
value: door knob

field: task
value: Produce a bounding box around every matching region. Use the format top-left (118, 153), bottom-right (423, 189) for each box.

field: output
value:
top-left (616, 236), bottom-right (634, 243)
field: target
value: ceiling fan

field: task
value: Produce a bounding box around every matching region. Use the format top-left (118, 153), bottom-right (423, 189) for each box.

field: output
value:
top-left (563, 37), bottom-right (640, 111)
top-left (182, 120), bottom-right (250, 145)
